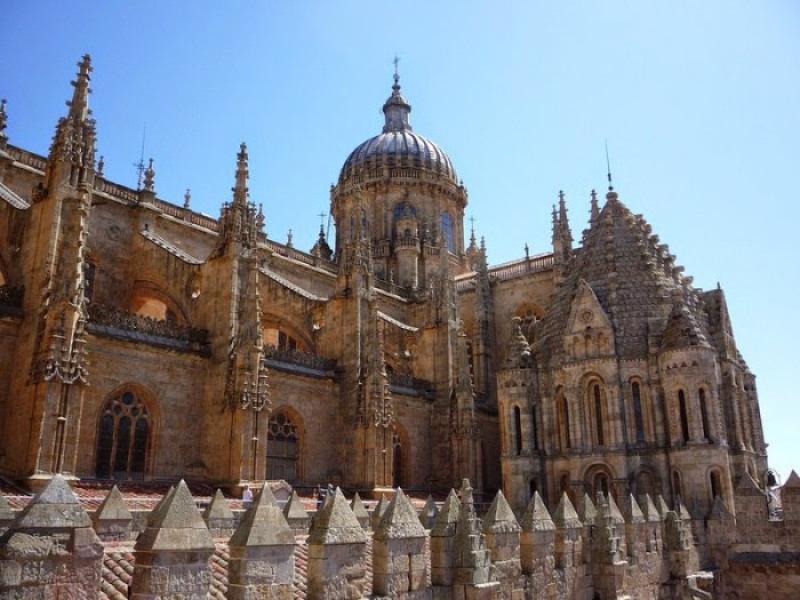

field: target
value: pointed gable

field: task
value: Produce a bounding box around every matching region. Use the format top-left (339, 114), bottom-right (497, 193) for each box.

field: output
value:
top-left (93, 485), bottom-right (132, 523)
top-left (563, 279), bottom-right (615, 359)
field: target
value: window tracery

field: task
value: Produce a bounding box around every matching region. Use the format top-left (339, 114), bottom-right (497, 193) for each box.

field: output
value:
top-left (95, 390), bottom-right (151, 480)
top-left (267, 411), bottom-right (300, 482)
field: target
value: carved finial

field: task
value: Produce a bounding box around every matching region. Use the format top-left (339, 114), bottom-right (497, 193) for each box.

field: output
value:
top-left (0, 99), bottom-right (7, 141)
top-left (233, 142), bottom-right (249, 206)
top-left (286, 228), bottom-right (293, 248)
top-left (142, 158), bottom-right (155, 192)
top-left (184, 188), bottom-right (191, 209)
top-left (590, 188), bottom-right (599, 223)
top-left (480, 235), bottom-right (486, 253)
top-left (68, 54), bottom-right (93, 122)
top-left (383, 56), bottom-right (411, 133)
top-left (524, 242), bottom-right (530, 259)
top-left (469, 215), bottom-right (477, 248)
top-left (257, 203), bottom-right (265, 232)
top-left (96, 155), bottom-right (104, 177)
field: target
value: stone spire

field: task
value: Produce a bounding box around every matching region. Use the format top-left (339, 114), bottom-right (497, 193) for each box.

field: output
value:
top-left (233, 141), bottom-right (249, 207)
top-left (0, 98), bottom-right (7, 151)
top-left (230, 484), bottom-right (293, 547)
top-left (382, 58), bottom-right (412, 133)
top-left (590, 188), bottom-right (600, 223)
top-left (47, 54), bottom-right (96, 190)
top-left (215, 142), bottom-right (260, 253)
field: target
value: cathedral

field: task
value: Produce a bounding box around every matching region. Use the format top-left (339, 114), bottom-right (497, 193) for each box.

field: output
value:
top-left (0, 54), bottom-right (769, 521)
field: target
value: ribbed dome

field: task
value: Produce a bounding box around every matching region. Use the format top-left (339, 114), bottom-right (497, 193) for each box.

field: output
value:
top-left (337, 73), bottom-right (458, 186)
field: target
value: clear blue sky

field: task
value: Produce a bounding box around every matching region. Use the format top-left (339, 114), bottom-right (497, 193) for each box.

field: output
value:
top-left (2, 2), bottom-right (798, 480)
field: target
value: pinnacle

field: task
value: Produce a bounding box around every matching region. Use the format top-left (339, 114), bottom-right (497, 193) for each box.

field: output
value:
top-left (284, 490), bottom-right (309, 520)
top-left (640, 494), bottom-right (661, 523)
top-left (419, 494), bottom-right (439, 529)
top-left (552, 491), bottom-right (582, 529)
top-left (350, 491), bottom-right (369, 521)
top-left (606, 493), bottom-right (626, 524)
top-left (431, 489), bottom-right (461, 536)
top-left (707, 495), bottom-right (733, 520)
top-left (93, 485), bottom-right (132, 522)
top-left (0, 494), bottom-right (14, 521)
top-left (230, 483), bottom-right (293, 547)
top-left (623, 494), bottom-right (645, 523)
top-left (579, 492), bottom-right (596, 526)
top-left (13, 474), bottom-right (92, 530)
top-left (783, 470), bottom-right (800, 489)
top-left (308, 487), bottom-right (367, 545)
top-left (521, 491), bottom-right (555, 532)
top-left (374, 488), bottom-right (426, 540)
top-left (204, 489), bottom-right (234, 521)
top-left (656, 495), bottom-right (670, 519)
top-left (134, 480), bottom-right (214, 552)
top-left (482, 490), bottom-right (521, 534)
top-left (370, 493), bottom-right (390, 530)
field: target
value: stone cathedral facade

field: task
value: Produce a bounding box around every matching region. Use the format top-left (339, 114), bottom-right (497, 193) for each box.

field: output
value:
top-left (0, 54), bottom-right (770, 524)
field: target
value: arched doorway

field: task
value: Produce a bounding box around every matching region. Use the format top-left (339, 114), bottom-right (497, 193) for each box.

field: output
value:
top-left (95, 388), bottom-right (153, 480)
top-left (266, 410), bottom-right (301, 483)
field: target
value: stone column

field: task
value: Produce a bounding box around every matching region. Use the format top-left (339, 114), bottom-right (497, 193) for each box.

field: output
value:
top-left (228, 484), bottom-right (296, 600)
top-left (306, 487), bottom-right (368, 599)
top-left (373, 488), bottom-right (430, 598)
top-left (130, 480), bottom-right (216, 600)
top-left (430, 489), bottom-right (460, 590)
top-left (0, 475), bottom-right (103, 598)
top-left (92, 484), bottom-right (133, 541)
top-left (481, 490), bottom-right (521, 596)
top-left (284, 490), bottom-right (311, 531)
top-left (203, 489), bottom-right (236, 538)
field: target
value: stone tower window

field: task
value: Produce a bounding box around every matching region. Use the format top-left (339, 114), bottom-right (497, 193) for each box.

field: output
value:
top-left (513, 406), bottom-right (523, 456)
top-left (709, 469), bottom-right (722, 501)
top-left (592, 384), bottom-right (605, 447)
top-left (441, 211), bottom-right (454, 252)
top-left (95, 390), bottom-right (150, 480)
top-left (556, 392), bottom-right (571, 451)
top-left (699, 388), bottom-right (711, 441)
top-left (632, 381), bottom-right (645, 443)
top-left (678, 390), bottom-right (690, 443)
top-left (267, 411), bottom-right (299, 482)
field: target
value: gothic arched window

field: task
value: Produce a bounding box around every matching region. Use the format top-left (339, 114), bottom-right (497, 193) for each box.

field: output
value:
top-left (441, 211), bottom-right (455, 252)
top-left (678, 390), bottom-right (690, 443)
top-left (513, 406), bottom-right (523, 456)
top-left (95, 390), bottom-right (151, 480)
top-left (267, 411), bottom-right (300, 482)
top-left (632, 381), bottom-right (646, 443)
